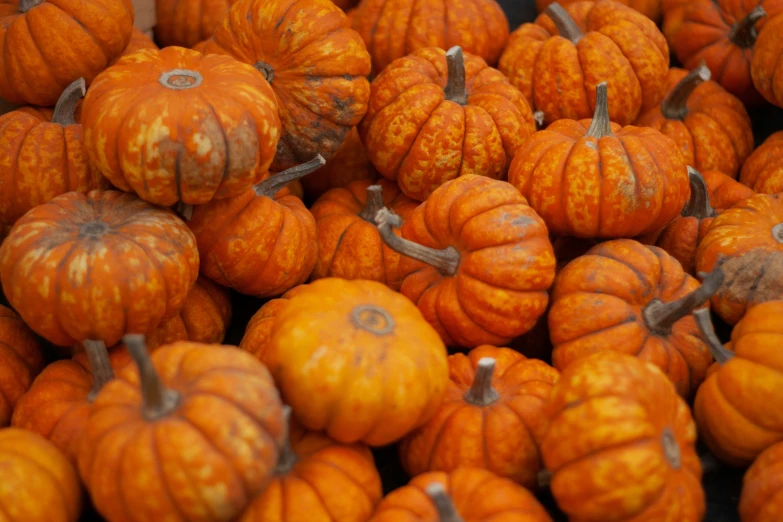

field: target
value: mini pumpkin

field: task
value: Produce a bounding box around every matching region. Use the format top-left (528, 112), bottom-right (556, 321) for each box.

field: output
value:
top-left (399, 345), bottom-right (559, 489)
top-left (508, 82), bottom-right (690, 239)
top-left (740, 130), bottom-right (783, 194)
top-left (376, 174), bottom-right (556, 348)
top-left (114, 27), bottom-right (158, 64)
top-left (300, 127), bottom-right (375, 201)
top-left (542, 351), bottom-right (705, 521)
top-left (155, 0), bottom-right (238, 48)
top-left (0, 190), bottom-right (200, 347)
top-left (739, 440), bottom-right (783, 521)
top-left (0, 305), bottom-right (44, 427)
top-left (661, 0), bottom-right (691, 40)
top-left (751, 11), bottom-right (783, 107)
top-left (536, 0), bottom-right (662, 21)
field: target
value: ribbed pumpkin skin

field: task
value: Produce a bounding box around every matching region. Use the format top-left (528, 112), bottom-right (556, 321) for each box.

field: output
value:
top-left (155, 0), bottom-right (238, 48)
top-left (752, 12), bottom-right (783, 108)
top-left (0, 0), bottom-right (134, 106)
top-left (0, 305), bottom-right (44, 427)
top-left (536, 0), bottom-right (662, 21)
top-left (115, 27), bottom-right (158, 63)
top-left (739, 440), bottom-right (783, 521)
top-left (740, 131), bottom-right (783, 194)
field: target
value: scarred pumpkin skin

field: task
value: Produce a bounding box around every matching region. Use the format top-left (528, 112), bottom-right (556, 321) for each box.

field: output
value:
top-left (536, 0), bottom-right (662, 21)
top-left (542, 352), bottom-right (705, 521)
top-left (399, 345), bottom-right (559, 489)
top-left (155, 0), bottom-right (238, 48)
top-left (0, 0), bottom-right (134, 106)
top-left (740, 131), bottom-right (783, 194)
top-left (0, 190), bottom-right (200, 347)
top-left (300, 127), bottom-right (375, 201)
top-left (0, 428), bottom-right (82, 522)
top-left (498, 0), bottom-right (670, 126)
top-left (196, 0), bottom-right (371, 171)
top-left (751, 12), bottom-right (783, 108)
top-left (739, 440), bottom-right (783, 521)
top-left (82, 46), bottom-right (281, 207)
top-left (0, 305), bottom-right (44, 427)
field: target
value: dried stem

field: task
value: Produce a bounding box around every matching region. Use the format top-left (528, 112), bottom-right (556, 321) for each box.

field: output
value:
top-left (729, 6), bottom-right (766, 48)
top-left (463, 358), bottom-right (500, 406)
top-left (444, 47), bottom-right (467, 105)
top-left (275, 406), bottom-right (298, 475)
top-left (425, 483), bottom-right (464, 522)
top-left (254, 155), bottom-right (326, 198)
top-left (358, 185), bottom-right (385, 223)
top-left (545, 2), bottom-right (584, 44)
top-left (681, 167), bottom-right (715, 219)
top-left (52, 78), bottom-right (86, 126)
top-left (123, 334), bottom-right (180, 419)
top-left (18, 0), bottom-right (43, 12)
top-left (82, 340), bottom-right (114, 402)
top-left (661, 66), bottom-right (711, 120)
top-left (586, 82), bottom-right (613, 138)
top-left (643, 267), bottom-right (725, 335)
top-left (175, 202), bottom-right (194, 221)
top-left (693, 309), bottom-right (734, 364)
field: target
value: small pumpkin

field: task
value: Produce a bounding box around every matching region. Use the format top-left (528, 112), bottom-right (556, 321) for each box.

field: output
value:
top-left (740, 130), bottom-right (783, 194)
top-left (661, 0), bottom-right (692, 41)
top-left (368, 468), bottom-right (553, 522)
top-left (155, 0), bottom-right (238, 48)
top-left (310, 179), bottom-right (417, 286)
top-left (695, 193), bottom-right (783, 325)
top-left (300, 127), bottom-right (375, 201)
top-left (267, 278), bottom-right (449, 446)
top-left (541, 351), bottom-right (705, 521)
top-left (751, 11), bottom-right (783, 107)
top-left (399, 345), bottom-right (559, 489)
top-left (0, 78), bottom-right (104, 227)
top-left (0, 0), bottom-right (134, 106)
top-left (0, 190), bottom-right (200, 347)
top-left (115, 27), bottom-right (158, 63)
top-left (376, 174), bottom-right (556, 348)
top-left (508, 82), bottom-right (690, 239)
top-left (635, 66), bottom-right (753, 179)
top-left (188, 157), bottom-right (322, 298)
top-left (739, 440), bottom-right (783, 521)
top-left (0, 304), bottom-right (44, 427)
top-left (0, 428), bottom-right (82, 522)
top-left (535, 0), bottom-right (662, 23)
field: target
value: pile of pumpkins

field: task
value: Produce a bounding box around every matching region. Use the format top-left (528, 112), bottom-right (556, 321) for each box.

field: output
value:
top-left (1, 0), bottom-right (783, 520)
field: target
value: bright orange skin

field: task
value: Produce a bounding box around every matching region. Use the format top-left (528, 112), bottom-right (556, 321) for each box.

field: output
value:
top-left (499, 0), bottom-right (669, 126)
top-left (351, 0), bottom-right (509, 73)
top-left (399, 345), bottom-right (559, 489)
top-left (661, 0), bottom-right (693, 41)
top-left (360, 47), bottom-right (536, 202)
top-left (396, 175), bottom-right (555, 348)
top-left (0, 305), bottom-right (44, 427)
top-left (300, 127), bottom-right (375, 201)
top-left (239, 420), bottom-right (383, 522)
top-left (0, 0), bottom-right (133, 106)
top-left (114, 27), bottom-right (158, 63)
top-left (197, 0), bottom-right (371, 171)
top-left (752, 12), bottom-right (783, 108)
top-left (542, 352), bottom-right (705, 521)
top-left (311, 178), bottom-right (417, 286)
top-left (0, 190), bottom-right (200, 347)
top-left (78, 341), bottom-right (286, 522)
top-left (696, 193), bottom-right (783, 325)
top-left (268, 278), bottom-right (449, 446)
top-left (155, 0), bottom-right (238, 48)
top-left (536, 0), bottom-right (662, 22)
top-left (656, 170), bottom-right (754, 275)
top-left (741, 131), bottom-right (783, 194)
top-left (739, 440), bottom-right (783, 521)
top-left (368, 468), bottom-right (553, 522)
top-left (509, 117), bottom-right (690, 239)
top-left (0, 428), bottom-right (82, 522)
top-left (636, 68), bottom-right (754, 179)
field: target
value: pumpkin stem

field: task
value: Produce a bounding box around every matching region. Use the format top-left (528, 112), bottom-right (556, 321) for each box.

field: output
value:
top-left (537, 469), bottom-right (552, 488)
top-left (545, 2), bottom-right (584, 44)
top-left (425, 483), bottom-right (465, 522)
top-left (51, 78), bottom-right (86, 126)
top-left (772, 223), bottom-right (783, 244)
top-left (123, 334), bottom-right (180, 419)
top-left (661, 66), bottom-right (711, 120)
top-left (175, 202), bottom-right (194, 221)
top-left (254, 155), bottom-right (326, 198)
top-left (18, 0), bottom-right (42, 12)
top-left (729, 6), bottom-right (766, 48)
top-left (444, 46), bottom-right (468, 105)
top-left (275, 406), bottom-right (298, 475)
top-left (533, 111), bottom-right (545, 128)
top-left (254, 61), bottom-right (275, 84)
top-left (681, 167), bottom-right (715, 219)
top-left (358, 185), bottom-right (385, 223)
top-left (82, 340), bottom-right (114, 402)
top-left (693, 308), bottom-right (734, 364)
top-left (375, 208), bottom-right (460, 276)
top-left (661, 428), bottom-right (682, 469)
top-left (463, 358), bottom-right (500, 406)
top-left (642, 266), bottom-right (725, 335)
top-left (585, 83), bottom-right (613, 138)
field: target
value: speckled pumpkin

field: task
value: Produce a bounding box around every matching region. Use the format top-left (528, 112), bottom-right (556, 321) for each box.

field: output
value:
top-left (0, 305), bottom-right (44, 427)
top-left (541, 351), bottom-right (705, 521)
top-left (0, 190), bottom-right (200, 347)
top-left (498, 0), bottom-right (669, 126)
top-left (751, 11), bottom-right (783, 107)
top-left (155, 0), bottom-right (238, 48)
top-left (399, 345), bottom-right (559, 489)
top-left (739, 440), bottom-right (783, 521)
top-left (300, 127), bottom-right (375, 201)
top-left (740, 130), bottom-right (783, 194)
top-left (536, 0), bottom-right (662, 21)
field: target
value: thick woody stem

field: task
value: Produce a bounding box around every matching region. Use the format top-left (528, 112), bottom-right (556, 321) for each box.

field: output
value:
top-left (358, 185), bottom-right (385, 223)
top-left (82, 340), bottom-right (114, 402)
top-left (375, 208), bottom-right (460, 276)
top-left (18, 0), bottom-right (43, 12)
top-left (729, 6), bottom-right (766, 48)
top-left (425, 483), bottom-right (465, 522)
top-left (444, 47), bottom-right (467, 105)
top-left (693, 308), bottom-right (734, 364)
top-left (123, 334), bottom-right (180, 419)
top-left (545, 2), bottom-right (584, 44)
top-left (463, 358), bottom-right (500, 406)
top-left (643, 267), bottom-right (725, 335)
top-left (661, 66), bottom-right (711, 120)
top-left (661, 428), bottom-right (682, 469)
top-left (275, 406), bottom-right (298, 475)
top-left (681, 167), bottom-right (716, 218)
top-left (586, 83), bottom-right (613, 138)
top-left (52, 78), bottom-right (86, 126)
top-left (254, 155), bottom-right (326, 198)
top-left (175, 202), bottom-right (194, 221)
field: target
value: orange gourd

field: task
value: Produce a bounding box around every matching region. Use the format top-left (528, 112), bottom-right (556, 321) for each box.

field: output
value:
top-left (300, 127), bottom-right (375, 201)
top-left (0, 305), bottom-right (44, 427)
top-left (751, 11), bottom-right (783, 107)
top-left (739, 440), bottom-right (783, 521)
top-left (536, 0), bottom-right (662, 21)
top-left (114, 27), bottom-right (158, 63)
top-left (155, 0), bottom-right (239, 48)
top-left (740, 131), bottom-right (783, 194)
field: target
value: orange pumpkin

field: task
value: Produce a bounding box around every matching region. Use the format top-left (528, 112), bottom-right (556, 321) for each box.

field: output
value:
top-left (0, 78), bottom-right (104, 227)
top-left (368, 468), bottom-right (553, 522)
top-left (0, 428), bottom-right (82, 522)
top-left (739, 440), bottom-right (783, 521)
top-left (0, 304), bottom-right (44, 427)
top-left (310, 179), bottom-right (417, 286)
top-left (155, 0), bottom-right (238, 48)
top-left (508, 83), bottom-right (690, 239)
top-left (114, 27), bottom-right (158, 63)
top-left (0, 190), bottom-right (200, 347)
top-left (360, 46), bottom-right (536, 201)
top-left (541, 351), bottom-right (705, 521)
top-left (536, 0), bottom-right (662, 21)
top-left (661, 0), bottom-right (692, 41)
top-left (740, 130), bottom-right (783, 194)
top-left (377, 175), bottom-right (556, 348)
top-left (399, 345), bottom-right (559, 489)
top-left (188, 157), bottom-right (322, 298)
top-left (0, 0), bottom-right (134, 106)
top-left (695, 193), bottom-right (783, 325)
top-left (267, 278), bottom-right (449, 446)
top-left (300, 127), bottom-right (375, 201)
top-left (635, 66), bottom-right (754, 179)
top-left (751, 11), bottom-right (783, 107)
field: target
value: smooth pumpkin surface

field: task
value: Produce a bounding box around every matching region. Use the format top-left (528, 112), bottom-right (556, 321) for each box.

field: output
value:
top-left (155, 0), bottom-right (238, 48)
top-left (739, 440), bottom-right (783, 522)
top-left (751, 11), bottom-right (783, 108)
top-left (535, 0), bottom-right (662, 22)
top-left (740, 130), bottom-right (783, 194)
top-left (300, 127), bottom-right (375, 201)
top-left (0, 305), bottom-right (44, 427)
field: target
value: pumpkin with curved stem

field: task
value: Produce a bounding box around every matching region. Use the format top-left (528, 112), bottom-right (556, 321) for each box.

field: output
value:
top-left (155, 0), bottom-right (238, 48)
top-left (360, 46), bottom-right (536, 201)
top-left (310, 180), bottom-right (417, 286)
top-left (82, 46), bottom-right (281, 208)
top-left (508, 82), bottom-right (690, 239)
top-left (635, 66), bottom-right (753, 180)
top-left (0, 428), bottom-right (82, 522)
top-left (189, 156), bottom-right (323, 298)
top-left (740, 131), bottom-right (783, 194)
top-left (535, 0), bottom-right (661, 21)
top-left (0, 0), bottom-right (133, 106)
top-left (695, 193), bottom-right (783, 325)
top-left (268, 278), bottom-right (449, 446)
top-left (0, 190), bottom-right (200, 347)
top-left (542, 351), bottom-right (705, 521)
top-left (376, 174), bottom-right (556, 348)
top-left (498, 0), bottom-right (669, 127)
top-left (114, 27), bottom-right (158, 64)
top-left (399, 345), bottom-right (559, 489)
top-left (300, 127), bottom-right (375, 201)
top-left (0, 78), bottom-right (104, 227)
top-left (751, 11), bottom-right (783, 107)
top-left (0, 305), bottom-right (44, 427)
top-left (739, 440), bottom-right (783, 521)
